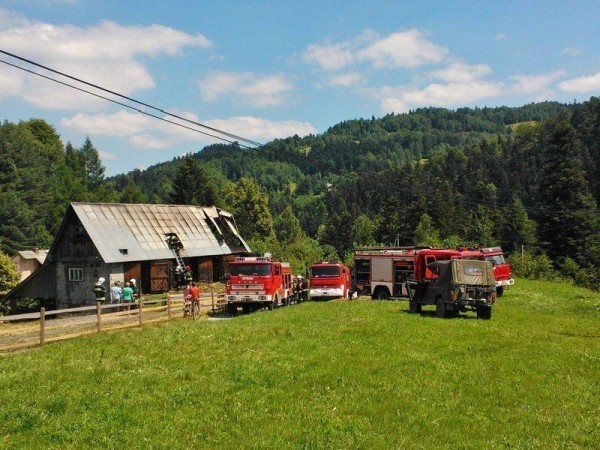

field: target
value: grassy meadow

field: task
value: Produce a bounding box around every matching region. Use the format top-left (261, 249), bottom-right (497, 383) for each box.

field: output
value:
top-left (1, 278), bottom-right (599, 448)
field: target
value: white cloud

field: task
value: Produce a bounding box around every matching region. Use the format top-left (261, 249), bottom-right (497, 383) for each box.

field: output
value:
top-left (509, 70), bottom-right (566, 94)
top-left (379, 81), bottom-right (504, 114)
top-left (430, 62), bottom-right (492, 83)
top-left (303, 43), bottom-right (354, 71)
top-left (558, 72), bottom-right (600, 93)
top-left (199, 71), bottom-right (294, 107)
top-left (303, 28), bottom-right (447, 72)
top-left (128, 134), bottom-right (173, 149)
top-left (495, 33), bottom-right (507, 41)
top-left (61, 110), bottom-right (155, 136)
top-left (0, 9), bottom-right (212, 110)
top-left (328, 72), bottom-right (364, 87)
top-left (0, 67), bottom-right (23, 98)
top-left (561, 47), bottom-right (582, 56)
top-left (203, 116), bottom-right (317, 141)
top-left (98, 150), bottom-right (116, 161)
top-left (60, 109), bottom-right (317, 149)
top-left (357, 29), bottom-right (448, 68)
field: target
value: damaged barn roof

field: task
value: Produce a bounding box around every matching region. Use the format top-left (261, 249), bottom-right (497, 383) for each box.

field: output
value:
top-left (68, 202), bottom-right (251, 264)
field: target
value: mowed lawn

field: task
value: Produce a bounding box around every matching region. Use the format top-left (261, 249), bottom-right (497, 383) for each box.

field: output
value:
top-left (1, 279), bottom-right (599, 449)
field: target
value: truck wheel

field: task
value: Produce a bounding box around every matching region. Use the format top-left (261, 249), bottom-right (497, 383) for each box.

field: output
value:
top-left (496, 286), bottom-right (504, 297)
top-left (435, 297), bottom-right (447, 318)
top-left (477, 305), bottom-right (492, 320)
top-left (409, 299), bottom-right (421, 314)
top-left (373, 288), bottom-right (390, 301)
top-left (227, 303), bottom-right (237, 317)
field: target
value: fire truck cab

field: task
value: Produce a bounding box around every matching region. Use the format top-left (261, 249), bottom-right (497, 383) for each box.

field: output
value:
top-left (480, 246), bottom-right (514, 296)
top-left (225, 254), bottom-right (293, 316)
top-left (308, 261), bottom-right (351, 300)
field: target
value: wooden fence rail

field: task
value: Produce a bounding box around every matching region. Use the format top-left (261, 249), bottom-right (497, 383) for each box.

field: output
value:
top-left (0, 292), bottom-right (227, 352)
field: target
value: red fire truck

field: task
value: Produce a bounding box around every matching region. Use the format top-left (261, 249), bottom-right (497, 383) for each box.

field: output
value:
top-left (354, 247), bottom-right (462, 300)
top-left (225, 254), bottom-right (293, 316)
top-left (480, 246), bottom-right (514, 296)
top-left (308, 261), bottom-right (352, 300)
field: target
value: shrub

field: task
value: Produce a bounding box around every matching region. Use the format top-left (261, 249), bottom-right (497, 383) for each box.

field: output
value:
top-left (508, 251), bottom-right (560, 281)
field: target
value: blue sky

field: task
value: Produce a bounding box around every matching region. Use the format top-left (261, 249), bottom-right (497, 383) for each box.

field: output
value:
top-left (1, 0), bottom-right (599, 175)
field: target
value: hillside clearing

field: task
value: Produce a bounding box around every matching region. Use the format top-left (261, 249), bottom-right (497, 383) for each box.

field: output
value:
top-left (0, 279), bottom-right (599, 448)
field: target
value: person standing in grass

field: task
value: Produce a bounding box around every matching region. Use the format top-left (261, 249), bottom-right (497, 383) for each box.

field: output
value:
top-left (122, 281), bottom-right (134, 310)
top-left (189, 282), bottom-right (201, 310)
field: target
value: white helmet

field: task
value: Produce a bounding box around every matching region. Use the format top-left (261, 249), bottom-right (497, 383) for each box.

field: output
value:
top-left (97, 277), bottom-right (105, 284)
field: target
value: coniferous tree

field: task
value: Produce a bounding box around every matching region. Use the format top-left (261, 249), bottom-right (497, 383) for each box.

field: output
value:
top-left (497, 197), bottom-right (537, 253)
top-left (170, 155), bottom-right (216, 206)
top-left (537, 116), bottom-right (600, 265)
top-left (80, 137), bottom-right (105, 188)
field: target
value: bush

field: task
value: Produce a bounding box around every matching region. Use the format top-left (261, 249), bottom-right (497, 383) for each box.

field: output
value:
top-left (509, 253), bottom-right (600, 292)
top-left (508, 251), bottom-right (560, 281)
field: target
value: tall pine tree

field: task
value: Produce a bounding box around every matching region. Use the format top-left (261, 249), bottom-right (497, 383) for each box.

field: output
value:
top-left (537, 116), bottom-right (600, 266)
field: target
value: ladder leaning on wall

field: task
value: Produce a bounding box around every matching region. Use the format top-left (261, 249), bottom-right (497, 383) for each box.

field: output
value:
top-left (164, 233), bottom-right (186, 270)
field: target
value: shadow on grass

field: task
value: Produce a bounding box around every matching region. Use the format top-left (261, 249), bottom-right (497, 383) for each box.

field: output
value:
top-left (400, 309), bottom-right (480, 320)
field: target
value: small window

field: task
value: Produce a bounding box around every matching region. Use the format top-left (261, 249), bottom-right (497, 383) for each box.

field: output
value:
top-left (68, 268), bottom-right (83, 281)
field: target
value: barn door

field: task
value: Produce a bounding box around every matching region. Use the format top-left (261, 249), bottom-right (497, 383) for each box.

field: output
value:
top-left (198, 259), bottom-right (213, 283)
top-left (150, 260), bottom-right (170, 293)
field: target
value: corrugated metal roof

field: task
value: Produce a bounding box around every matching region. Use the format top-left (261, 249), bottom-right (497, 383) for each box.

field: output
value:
top-left (14, 249), bottom-right (48, 264)
top-left (71, 203), bottom-right (250, 264)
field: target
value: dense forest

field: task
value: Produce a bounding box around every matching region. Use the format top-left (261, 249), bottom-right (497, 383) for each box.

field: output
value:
top-left (1, 98), bottom-right (600, 293)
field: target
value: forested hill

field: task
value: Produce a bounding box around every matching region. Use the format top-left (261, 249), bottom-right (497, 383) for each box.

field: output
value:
top-left (1, 98), bottom-right (599, 284)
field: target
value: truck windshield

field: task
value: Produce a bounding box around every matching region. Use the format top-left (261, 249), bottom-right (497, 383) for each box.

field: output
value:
top-left (311, 266), bottom-right (341, 277)
top-left (484, 255), bottom-right (506, 265)
top-left (229, 264), bottom-right (271, 276)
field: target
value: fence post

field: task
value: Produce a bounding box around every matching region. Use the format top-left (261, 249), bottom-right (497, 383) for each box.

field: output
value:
top-left (211, 292), bottom-right (215, 314)
top-left (138, 298), bottom-right (143, 327)
top-left (96, 301), bottom-right (102, 333)
top-left (39, 307), bottom-right (45, 347)
top-left (167, 294), bottom-right (172, 320)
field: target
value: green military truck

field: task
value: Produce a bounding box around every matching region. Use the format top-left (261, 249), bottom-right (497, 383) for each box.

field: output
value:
top-left (408, 259), bottom-right (497, 319)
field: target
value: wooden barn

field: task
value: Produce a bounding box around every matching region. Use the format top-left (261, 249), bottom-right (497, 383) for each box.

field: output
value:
top-left (5, 202), bottom-right (250, 309)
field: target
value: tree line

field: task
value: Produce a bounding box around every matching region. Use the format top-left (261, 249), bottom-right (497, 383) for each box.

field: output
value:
top-left (1, 98), bottom-right (599, 295)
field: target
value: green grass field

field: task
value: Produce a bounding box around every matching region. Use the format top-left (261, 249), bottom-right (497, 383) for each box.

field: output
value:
top-left (1, 278), bottom-right (599, 449)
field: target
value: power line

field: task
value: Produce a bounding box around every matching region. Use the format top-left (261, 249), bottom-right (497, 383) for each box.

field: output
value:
top-left (0, 49), bottom-right (348, 176)
top-left (0, 49), bottom-right (263, 148)
top-left (0, 58), bottom-right (250, 147)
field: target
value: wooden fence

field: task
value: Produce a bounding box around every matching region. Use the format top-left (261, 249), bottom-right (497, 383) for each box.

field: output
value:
top-left (0, 292), bottom-right (227, 352)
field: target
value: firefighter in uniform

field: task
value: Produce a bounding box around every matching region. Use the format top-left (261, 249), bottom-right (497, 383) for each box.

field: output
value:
top-left (92, 277), bottom-right (107, 303)
top-left (289, 276), bottom-right (297, 304)
top-left (301, 276), bottom-right (309, 302)
top-left (295, 276), bottom-right (303, 303)
top-left (183, 266), bottom-right (193, 284)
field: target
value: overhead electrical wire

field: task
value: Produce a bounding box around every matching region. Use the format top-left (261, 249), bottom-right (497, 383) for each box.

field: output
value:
top-left (0, 49), bottom-right (262, 148)
top-left (0, 58), bottom-right (249, 147)
top-left (0, 49), bottom-right (348, 175)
